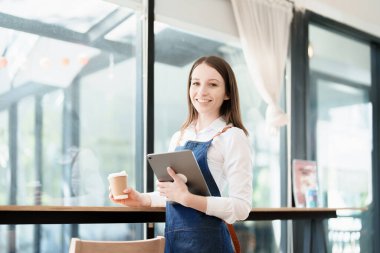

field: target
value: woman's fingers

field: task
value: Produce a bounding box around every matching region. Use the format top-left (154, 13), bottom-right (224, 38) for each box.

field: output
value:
top-left (167, 167), bottom-right (178, 181)
top-left (166, 167), bottom-right (187, 183)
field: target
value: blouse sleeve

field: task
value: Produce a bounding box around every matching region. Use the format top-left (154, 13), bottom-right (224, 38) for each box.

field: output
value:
top-left (168, 131), bottom-right (181, 152)
top-left (205, 128), bottom-right (253, 224)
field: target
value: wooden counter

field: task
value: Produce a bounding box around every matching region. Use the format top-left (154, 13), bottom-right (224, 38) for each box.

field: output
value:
top-left (0, 206), bottom-right (338, 225)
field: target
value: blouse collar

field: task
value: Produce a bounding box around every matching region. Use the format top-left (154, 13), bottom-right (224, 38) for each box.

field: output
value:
top-left (189, 116), bottom-right (228, 134)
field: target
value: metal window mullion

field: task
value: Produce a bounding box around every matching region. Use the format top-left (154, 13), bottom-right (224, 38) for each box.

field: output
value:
top-left (9, 104), bottom-right (18, 205)
top-left (71, 81), bottom-right (80, 241)
top-left (33, 95), bottom-right (43, 253)
top-left (144, 0), bottom-right (155, 239)
top-left (8, 103), bottom-right (18, 253)
top-left (62, 81), bottom-right (80, 251)
top-left (134, 4), bottom-right (145, 241)
top-left (290, 9), bottom-right (310, 253)
top-left (370, 42), bottom-right (380, 253)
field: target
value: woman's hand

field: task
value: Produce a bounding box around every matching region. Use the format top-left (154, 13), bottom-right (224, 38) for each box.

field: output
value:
top-left (109, 187), bottom-right (151, 207)
top-left (157, 167), bottom-right (191, 206)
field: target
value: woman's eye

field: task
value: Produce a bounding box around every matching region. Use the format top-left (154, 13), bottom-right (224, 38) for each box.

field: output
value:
top-left (210, 83), bottom-right (218, 87)
top-left (191, 82), bottom-right (199, 86)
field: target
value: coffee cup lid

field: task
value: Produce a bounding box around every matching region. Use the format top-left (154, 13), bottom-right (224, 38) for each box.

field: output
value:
top-left (108, 170), bottom-right (127, 179)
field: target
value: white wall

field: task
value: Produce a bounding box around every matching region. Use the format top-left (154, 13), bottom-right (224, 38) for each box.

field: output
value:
top-left (155, 0), bottom-right (239, 44)
top-left (295, 0), bottom-right (380, 38)
top-left (155, 0), bottom-right (380, 40)
top-left (110, 0), bottom-right (380, 41)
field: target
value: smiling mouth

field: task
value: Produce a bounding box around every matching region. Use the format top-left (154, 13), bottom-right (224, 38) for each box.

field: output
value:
top-left (196, 98), bottom-right (212, 103)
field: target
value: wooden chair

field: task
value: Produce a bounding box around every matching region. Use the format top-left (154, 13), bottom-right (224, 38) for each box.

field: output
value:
top-left (69, 236), bottom-right (165, 253)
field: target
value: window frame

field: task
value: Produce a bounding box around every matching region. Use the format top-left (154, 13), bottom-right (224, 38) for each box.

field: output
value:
top-left (291, 9), bottom-right (380, 252)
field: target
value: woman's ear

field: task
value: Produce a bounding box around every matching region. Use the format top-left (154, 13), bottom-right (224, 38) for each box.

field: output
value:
top-left (224, 95), bottom-right (230, 100)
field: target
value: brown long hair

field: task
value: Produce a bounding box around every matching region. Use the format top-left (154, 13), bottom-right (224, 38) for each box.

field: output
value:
top-left (180, 56), bottom-right (248, 136)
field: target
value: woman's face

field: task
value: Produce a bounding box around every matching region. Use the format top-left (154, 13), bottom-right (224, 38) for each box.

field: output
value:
top-left (189, 63), bottom-right (229, 119)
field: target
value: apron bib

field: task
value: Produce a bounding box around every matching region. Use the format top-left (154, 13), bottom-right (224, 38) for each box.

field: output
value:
top-left (164, 129), bottom-right (234, 253)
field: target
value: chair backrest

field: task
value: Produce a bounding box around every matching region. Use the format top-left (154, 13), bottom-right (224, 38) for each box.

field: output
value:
top-left (69, 236), bottom-right (165, 253)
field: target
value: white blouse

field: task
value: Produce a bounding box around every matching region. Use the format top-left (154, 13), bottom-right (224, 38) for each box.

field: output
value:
top-left (147, 117), bottom-right (253, 224)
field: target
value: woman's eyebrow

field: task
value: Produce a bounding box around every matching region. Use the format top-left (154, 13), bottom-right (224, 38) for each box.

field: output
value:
top-left (208, 78), bottom-right (221, 82)
top-left (191, 78), bottom-right (221, 82)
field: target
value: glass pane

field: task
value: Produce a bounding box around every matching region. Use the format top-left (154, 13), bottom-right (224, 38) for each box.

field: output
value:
top-left (1, 0), bottom-right (120, 33)
top-left (0, 224), bottom-right (145, 253)
top-left (1, 1), bottom-right (140, 206)
top-left (309, 23), bottom-right (373, 253)
top-left (78, 58), bottom-right (137, 206)
top-left (0, 111), bottom-right (9, 205)
top-left (41, 91), bottom-right (63, 205)
top-left (315, 80), bottom-right (371, 208)
top-left (16, 225), bottom-right (34, 253)
top-left (309, 24), bottom-right (372, 208)
top-left (1, 0), bottom-right (143, 251)
top-left (154, 21), bottom-right (283, 252)
top-left (328, 216), bottom-right (363, 253)
top-left (17, 96), bottom-right (36, 205)
top-left (0, 226), bottom-right (8, 251)
top-left (309, 25), bottom-right (371, 86)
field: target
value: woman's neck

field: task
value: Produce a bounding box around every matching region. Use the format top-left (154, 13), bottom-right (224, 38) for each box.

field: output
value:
top-left (195, 114), bottom-right (221, 133)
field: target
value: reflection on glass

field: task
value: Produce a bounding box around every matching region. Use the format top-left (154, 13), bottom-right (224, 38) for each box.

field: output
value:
top-left (42, 91), bottom-right (63, 205)
top-left (105, 13), bottom-right (138, 43)
top-left (309, 25), bottom-right (371, 86)
top-left (0, 1), bottom-right (142, 252)
top-left (0, 224), bottom-right (144, 253)
top-left (1, 0), bottom-right (119, 33)
top-left (18, 96), bottom-right (36, 205)
top-left (0, 111), bottom-right (9, 205)
top-left (309, 23), bottom-right (372, 253)
top-left (316, 81), bottom-right (371, 208)
top-left (16, 225), bottom-right (34, 253)
top-left (154, 21), bottom-right (283, 253)
top-left (79, 59), bottom-right (137, 206)
top-left (310, 24), bottom-right (372, 208)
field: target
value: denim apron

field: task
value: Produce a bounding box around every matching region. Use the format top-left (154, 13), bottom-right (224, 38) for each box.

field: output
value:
top-left (164, 129), bottom-right (234, 253)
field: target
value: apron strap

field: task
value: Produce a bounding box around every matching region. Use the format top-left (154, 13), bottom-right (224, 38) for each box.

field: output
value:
top-left (176, 125), bottom-right (232, 147)
top-left (226, 223), bottom-right (241, 253)
top-left (211, 125), bottom-right (232, 139)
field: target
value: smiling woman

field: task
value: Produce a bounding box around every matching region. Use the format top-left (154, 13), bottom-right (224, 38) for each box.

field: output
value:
top-left (153, 20), bottom-right (283, 251)
top-left (110, 55), bottom-right (253, 253)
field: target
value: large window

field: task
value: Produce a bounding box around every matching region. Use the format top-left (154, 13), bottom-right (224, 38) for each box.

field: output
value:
top-left (309, 24), bottom-right (372, 208)
top-left (0, 0), bottom-right (143, 252)
top-left (308, 23), bottom-right (372, 252)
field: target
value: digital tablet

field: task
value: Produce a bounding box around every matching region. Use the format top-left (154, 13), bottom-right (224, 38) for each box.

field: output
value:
top-left (147, 150), bottom-right (211, 196)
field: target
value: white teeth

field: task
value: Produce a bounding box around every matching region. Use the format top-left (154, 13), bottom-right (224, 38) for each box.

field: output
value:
top-left (197, 99), bottom-right (210, 102)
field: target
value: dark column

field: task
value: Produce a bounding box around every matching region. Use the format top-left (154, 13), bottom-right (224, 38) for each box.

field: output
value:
top-left (146, 0), bottom-right (155, 239)
top-left (370, 42), bottom-right (380, 253)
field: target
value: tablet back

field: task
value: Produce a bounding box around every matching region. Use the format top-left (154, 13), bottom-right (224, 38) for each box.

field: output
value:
top-left (147, 150), bottom-right (211, 196)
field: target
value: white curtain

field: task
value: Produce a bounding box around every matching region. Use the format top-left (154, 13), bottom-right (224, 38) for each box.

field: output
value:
top-left (231, 0), bottom-right (293, 131)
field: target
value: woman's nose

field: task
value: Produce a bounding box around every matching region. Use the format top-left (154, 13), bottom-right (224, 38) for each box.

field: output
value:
top-left (198, 84), bottom-right (208, 95)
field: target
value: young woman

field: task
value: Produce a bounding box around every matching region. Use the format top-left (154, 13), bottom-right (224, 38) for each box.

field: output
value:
top-left (110, 56), bottom-right (253, 253)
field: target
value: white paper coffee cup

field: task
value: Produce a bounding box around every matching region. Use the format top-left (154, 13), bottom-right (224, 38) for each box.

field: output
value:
top-left (108, 171), bottom-right (128, 199)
